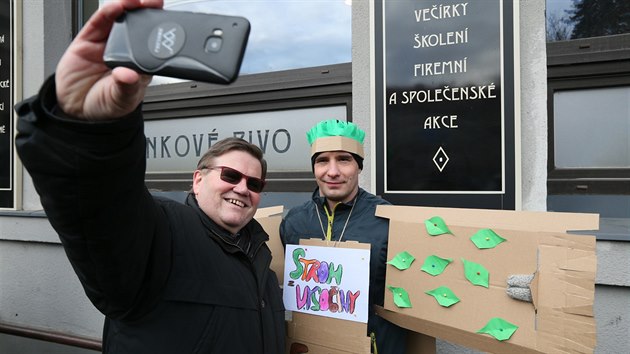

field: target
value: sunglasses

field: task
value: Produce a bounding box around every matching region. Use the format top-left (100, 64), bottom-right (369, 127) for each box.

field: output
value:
top-left (201, 165), bottom-right (266, 193)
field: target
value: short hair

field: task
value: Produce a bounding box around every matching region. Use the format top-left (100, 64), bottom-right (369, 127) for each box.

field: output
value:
top-left (196, 137), bottom-right (267, 180)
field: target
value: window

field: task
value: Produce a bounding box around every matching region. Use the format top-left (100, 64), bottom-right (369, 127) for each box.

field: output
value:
top-left (547, 72), bottom-right (630, 206)
top-left (553, 87), bottom-right (629, 169)
top-left (546, 5), bottom-right (630, 240)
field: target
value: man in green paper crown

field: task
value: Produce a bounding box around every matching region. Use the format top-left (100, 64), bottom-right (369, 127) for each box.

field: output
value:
top-left (281, 119), bottom-right (408, 353)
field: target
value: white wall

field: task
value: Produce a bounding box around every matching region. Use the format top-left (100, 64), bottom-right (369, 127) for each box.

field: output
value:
top-left (0, 217), bottom-right (104, 338)
top-left (0, 0), bottom-right (105, 345)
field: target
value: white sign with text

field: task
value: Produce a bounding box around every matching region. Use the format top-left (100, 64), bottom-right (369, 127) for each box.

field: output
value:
top-left (144, 105), bottom-right (346, 173)
top-left (283, 244), bottom-right (370, 323)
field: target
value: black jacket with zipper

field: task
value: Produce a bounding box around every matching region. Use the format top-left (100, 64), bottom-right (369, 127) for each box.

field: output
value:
top-left (15, 76), bottom-right (285, 353)
top-left (280, 188), bottom-right (407, 354)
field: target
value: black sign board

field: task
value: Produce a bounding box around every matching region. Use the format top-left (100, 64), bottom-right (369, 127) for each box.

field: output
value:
top-left (375, 0), bottom-right (517, 209)
top-left (0, 0), bottom-right (15, 209)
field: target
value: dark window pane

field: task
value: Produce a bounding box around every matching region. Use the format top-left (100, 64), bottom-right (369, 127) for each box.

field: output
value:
top-left (546, 0), bottom-right (630, 42)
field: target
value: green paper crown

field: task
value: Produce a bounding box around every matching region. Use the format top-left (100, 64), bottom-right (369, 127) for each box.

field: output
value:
top-left (306, 119), bottom-right (365, 146)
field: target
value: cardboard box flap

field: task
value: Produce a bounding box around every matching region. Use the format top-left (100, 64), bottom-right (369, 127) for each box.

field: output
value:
top-left (287, 313), bottom-right (370, 353)
top-left (255, 205), bottom-right (284, 284)
top-left (375, 205), bottom-right (599, 233)
top-left (300, 238), bottom-right (371, 250)
top-left (530, 271), bottom-right (540, 311)
top-left (537, 244), bottom-right (597, 316)
top-left (255, 205), bottom-right (284, 218)
top-left (286, 338), bottom-right (369, 354)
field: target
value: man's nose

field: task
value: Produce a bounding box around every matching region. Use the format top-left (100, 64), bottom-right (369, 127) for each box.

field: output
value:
top-left (327, 161), bottom-right (341, 176)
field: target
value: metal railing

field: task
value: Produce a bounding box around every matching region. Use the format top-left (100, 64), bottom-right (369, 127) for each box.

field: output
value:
top-left (0, 322), bottom-right (102, 351)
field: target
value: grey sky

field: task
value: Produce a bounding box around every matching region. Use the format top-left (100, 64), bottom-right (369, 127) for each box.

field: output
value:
top-left (99, 0), bottom-right (352, 84)
top-left (546, 0), bottom-right (574, 18)
top-left (164, 0), bottom-right (352, 74)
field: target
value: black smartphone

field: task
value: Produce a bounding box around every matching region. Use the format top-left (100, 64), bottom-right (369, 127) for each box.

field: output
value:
top-left (103, 8), bottom-right (250, 84)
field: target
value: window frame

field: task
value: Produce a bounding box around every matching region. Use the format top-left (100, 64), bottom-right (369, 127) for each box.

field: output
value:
top-left (142, 63), bottom-right (353, 193)
top-left (547, 34), bottom-right (630, 195)
top-left (73, 0), bottom-right (99, 36)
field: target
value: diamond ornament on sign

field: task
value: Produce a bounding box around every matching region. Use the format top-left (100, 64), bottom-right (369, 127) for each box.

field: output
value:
top-left (433, 146), bottom-right (449, 172)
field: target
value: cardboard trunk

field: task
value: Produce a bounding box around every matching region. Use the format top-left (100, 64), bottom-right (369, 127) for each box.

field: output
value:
top-left (375, 205), bottom-right (598, 354)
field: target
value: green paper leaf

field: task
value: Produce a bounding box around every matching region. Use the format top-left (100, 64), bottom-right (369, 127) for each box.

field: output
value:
top-left (424, 216), bottom-right (452, 236)
top-left (477, 317), bottom-right (519, 341)
top-left (425, 286), bottom-right (460, 307)
top-left (387, 286), bottom-right (412, 308)
top-left (386, 251), bottom-right (416, 270)
top-left (470, 228), bottom-right (506, 249)
top-left (421, 255), bottom-right (453, 276)
top-left (462, 258), bottom-right (490, 288)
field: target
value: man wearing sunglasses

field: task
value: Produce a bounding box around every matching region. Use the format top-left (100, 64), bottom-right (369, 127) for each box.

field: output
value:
top-left (280, 119), bottom-right (408, 354)
top-left (14, 1), bottom-right (284, 353)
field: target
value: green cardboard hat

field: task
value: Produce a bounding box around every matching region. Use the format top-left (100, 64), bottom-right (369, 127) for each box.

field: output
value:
top-left (306, 119), bottom-right (365, 158)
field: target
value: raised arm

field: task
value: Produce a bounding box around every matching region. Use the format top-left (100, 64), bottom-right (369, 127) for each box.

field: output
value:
top-left (15, 0), bottom-right (171, 320)
top-left (56, 0), bottom-right (162, 120)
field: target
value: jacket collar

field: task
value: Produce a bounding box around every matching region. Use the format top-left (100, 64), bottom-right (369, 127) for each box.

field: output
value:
top-left (311, 187), bottom-right (363, 212)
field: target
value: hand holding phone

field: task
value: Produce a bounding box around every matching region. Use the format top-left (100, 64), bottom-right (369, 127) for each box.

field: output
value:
top-left (104, 8), bottom-right (250, 84)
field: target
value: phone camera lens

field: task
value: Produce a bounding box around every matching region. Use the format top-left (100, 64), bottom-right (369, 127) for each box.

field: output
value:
top-left (205, 37), bottom-right (222, 53)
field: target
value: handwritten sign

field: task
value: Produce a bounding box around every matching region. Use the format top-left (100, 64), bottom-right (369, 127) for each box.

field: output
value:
top-left (283, 244), bottom-right (370, 323)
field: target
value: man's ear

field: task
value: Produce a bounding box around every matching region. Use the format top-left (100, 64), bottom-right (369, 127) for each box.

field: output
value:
top-left (192, 170), bottom-right (204, 194)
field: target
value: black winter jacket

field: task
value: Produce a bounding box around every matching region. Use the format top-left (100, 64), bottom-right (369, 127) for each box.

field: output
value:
top-left (15, 77), bottom-right (285, 353)
top-left (280, 188), bottom-right (407, 354)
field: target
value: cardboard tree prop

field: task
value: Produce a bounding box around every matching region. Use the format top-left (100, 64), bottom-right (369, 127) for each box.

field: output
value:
top-left (375, 205), bottom-right (598, 354)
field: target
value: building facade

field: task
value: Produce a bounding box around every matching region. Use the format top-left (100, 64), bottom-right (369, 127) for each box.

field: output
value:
top-left (0, 1), bottom-right (628, 353)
